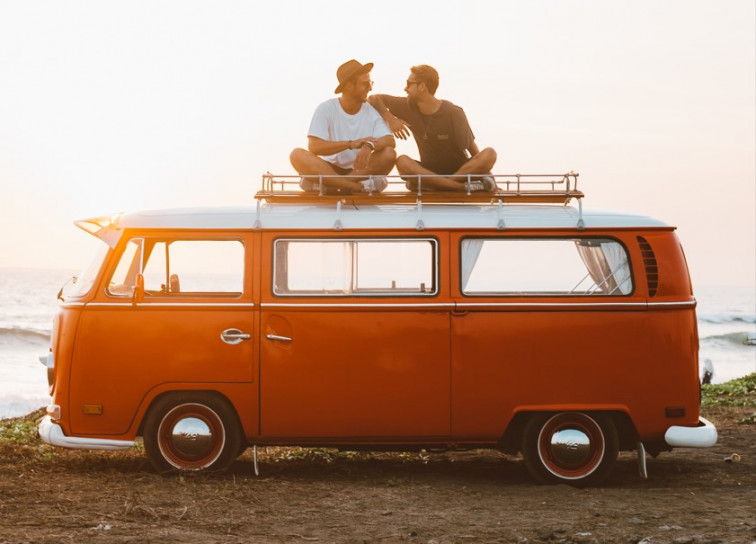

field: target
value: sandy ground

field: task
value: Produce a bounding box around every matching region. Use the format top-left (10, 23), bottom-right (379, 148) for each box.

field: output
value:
top-left (0, 406), bottom-right (753, 544)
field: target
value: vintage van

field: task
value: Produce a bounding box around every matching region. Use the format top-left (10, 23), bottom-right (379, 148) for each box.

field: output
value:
top-left (38, 173), bottom-right (717, 486)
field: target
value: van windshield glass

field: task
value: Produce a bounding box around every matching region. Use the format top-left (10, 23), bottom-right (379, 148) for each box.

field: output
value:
top-left (60, 241), bottom-right (110, 299)
top-left (462, 238), bottom-right (632, 296)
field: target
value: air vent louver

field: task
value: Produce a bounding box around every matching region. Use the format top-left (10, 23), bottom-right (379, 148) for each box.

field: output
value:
top-left (637, 236), bottom-right (658, 297)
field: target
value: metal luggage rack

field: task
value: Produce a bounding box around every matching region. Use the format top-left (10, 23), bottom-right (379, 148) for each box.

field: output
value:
top-left (255, 172), bottom-right (583, 205)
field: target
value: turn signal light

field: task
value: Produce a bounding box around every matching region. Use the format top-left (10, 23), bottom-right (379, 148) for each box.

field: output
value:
top-left (46, 404), bottom-right (61, 420)
top-left (83, 404), bottom-right (104, 415)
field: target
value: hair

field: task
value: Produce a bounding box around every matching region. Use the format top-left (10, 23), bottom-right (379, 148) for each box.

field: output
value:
top-left (410, 65), bottom-right (439, 95)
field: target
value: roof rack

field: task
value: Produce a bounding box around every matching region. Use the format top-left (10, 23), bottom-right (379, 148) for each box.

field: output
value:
top-left (255, 172), bottom-right (582, 205)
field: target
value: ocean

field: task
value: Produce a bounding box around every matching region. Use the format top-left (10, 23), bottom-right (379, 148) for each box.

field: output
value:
top-left (0, 267), bottom-right (754, 419)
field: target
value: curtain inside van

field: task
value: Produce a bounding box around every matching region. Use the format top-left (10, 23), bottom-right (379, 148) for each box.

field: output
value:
top-left (461, 240), bottom-right (484, 290)
top-left (575, 241), bottom-right (632, 295)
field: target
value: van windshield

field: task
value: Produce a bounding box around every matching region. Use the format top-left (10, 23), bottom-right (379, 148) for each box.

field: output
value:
top-left (60, 242), bottom-right (110, 300)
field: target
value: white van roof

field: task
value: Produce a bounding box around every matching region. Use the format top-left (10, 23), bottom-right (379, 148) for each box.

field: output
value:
top-left (107, 203), bottom-right (669, 231)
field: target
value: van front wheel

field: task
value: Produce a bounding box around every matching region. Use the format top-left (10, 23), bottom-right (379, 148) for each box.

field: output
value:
top-left (521, 412), bottom-right (618, 486)
top-left (143, 394), bottom-right (241, 473)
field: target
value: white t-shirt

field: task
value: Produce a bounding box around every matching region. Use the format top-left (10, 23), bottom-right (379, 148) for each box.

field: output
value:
top-left (308, 98), bottom-right (391, 169)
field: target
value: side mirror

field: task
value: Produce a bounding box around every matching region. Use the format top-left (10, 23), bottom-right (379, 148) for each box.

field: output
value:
top-left (133, 274), bottom-right (145, 304)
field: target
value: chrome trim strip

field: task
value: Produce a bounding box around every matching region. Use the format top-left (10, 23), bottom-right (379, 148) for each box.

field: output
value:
top-left (455, 302), bottom-right (648, 308)
top-left (647, 301), bottom-right (697, 308)
top-left (457, 301), bottom-right (696, 309)
top-left (68, 301), bottom-right (695, 310)
top-left (85, 302), bottom-right (255, 308)
top-left (261, 302), bottom-right (455, 309)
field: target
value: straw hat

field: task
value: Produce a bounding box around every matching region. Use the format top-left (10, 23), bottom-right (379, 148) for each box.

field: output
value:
top-left (334, 59), bottom-right (374, 93)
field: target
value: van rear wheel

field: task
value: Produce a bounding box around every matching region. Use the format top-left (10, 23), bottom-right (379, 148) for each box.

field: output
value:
top-left (521, 412), bottom-right (618, 486)
top-left (143, 394), bottom-right (241, 473)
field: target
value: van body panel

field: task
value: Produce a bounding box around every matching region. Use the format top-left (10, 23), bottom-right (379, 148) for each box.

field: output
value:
top-left (449, 309), bottom-right (650, 438)
top-left (259, 308), bottom-right (451, 438)
top-left (47, 305), bottom-right (83, 434)
top-left (69, 304), bottom-right (257, 435)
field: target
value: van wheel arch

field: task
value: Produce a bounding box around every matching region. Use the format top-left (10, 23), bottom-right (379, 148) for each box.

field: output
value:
top-left (502, 411), bottom-right (636, 453)
top-left (141, 391), bottom-right (245, 473)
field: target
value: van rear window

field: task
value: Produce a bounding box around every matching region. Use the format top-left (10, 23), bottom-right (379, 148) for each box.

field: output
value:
top-left (273, 238), bottom-right (437, 296)
top-left (461, 238), bottom-right (632, 296)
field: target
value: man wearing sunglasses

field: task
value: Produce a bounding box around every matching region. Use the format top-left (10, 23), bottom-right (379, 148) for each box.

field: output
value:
top-left (368, 64), bottom-right (497, 192)
top-left (291, 59), bottom-right (396, 194)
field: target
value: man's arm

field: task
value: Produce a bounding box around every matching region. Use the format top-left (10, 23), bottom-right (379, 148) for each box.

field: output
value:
top-left (373, 134), bottom-right (395, 151)
top-left (368, 95), bottom-right (411, 140)
top-left (307, 135), bottom-right (376, 157)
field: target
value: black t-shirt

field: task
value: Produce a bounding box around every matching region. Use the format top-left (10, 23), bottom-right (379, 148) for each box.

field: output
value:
top-left (378, 95), bottom-right (475, 174)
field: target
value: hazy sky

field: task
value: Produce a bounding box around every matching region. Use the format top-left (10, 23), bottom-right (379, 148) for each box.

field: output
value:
top-left (1, 0), bottom-right (754, 287)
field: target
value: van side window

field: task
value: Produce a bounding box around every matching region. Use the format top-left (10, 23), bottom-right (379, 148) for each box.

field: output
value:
top-left (274, 238), bottom-right (437, 296)
top-left (461, 238), bottom-right (633, 296)
top-left (108, 239), bottom-right (244, 297)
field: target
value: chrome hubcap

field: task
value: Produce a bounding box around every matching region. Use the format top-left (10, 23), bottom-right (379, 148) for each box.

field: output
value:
top-left (170, 417), bottom-right (214, 461)
top-left (548, 428), bottom-right (592, 469)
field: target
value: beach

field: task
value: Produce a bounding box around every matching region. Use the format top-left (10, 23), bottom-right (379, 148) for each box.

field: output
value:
top-left (0, 400), bottom-right (754, 542)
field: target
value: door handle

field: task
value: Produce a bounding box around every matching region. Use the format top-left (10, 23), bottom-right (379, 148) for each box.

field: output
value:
top-left (266, 334), bottom-right (292, 343)
top-left (220, 328), bottom-right (251, 345)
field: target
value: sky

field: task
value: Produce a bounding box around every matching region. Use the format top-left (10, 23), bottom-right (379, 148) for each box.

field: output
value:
top-left (1, 0), bottom-right (754, 288)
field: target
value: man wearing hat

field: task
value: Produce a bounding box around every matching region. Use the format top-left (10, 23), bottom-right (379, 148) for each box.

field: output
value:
top-left (368, 64), bottom-right (497, 192)
top-left (290, 60), bottom-right (396, 194)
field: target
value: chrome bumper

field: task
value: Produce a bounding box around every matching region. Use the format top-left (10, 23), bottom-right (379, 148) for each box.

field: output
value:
top-left (664, 416), bottom-right (718, 448)
top-left (38, 416), bottom-right (134, 451)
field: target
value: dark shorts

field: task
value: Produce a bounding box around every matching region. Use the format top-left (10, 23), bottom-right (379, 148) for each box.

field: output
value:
top-left (420, 158), bottom-right (467, 175)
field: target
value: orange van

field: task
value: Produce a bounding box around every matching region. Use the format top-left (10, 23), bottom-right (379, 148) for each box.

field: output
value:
top-left (38, 173), bottom-right (717, 485)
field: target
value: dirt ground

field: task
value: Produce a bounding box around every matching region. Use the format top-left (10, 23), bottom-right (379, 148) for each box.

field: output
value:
top-left (0, 406), bottom-right (753, 544)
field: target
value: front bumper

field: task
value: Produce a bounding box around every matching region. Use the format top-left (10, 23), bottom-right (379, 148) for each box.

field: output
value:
top-left (664, 416), bottom-right (718, 448)
top-left (38, 416), bottom-right (134, 451)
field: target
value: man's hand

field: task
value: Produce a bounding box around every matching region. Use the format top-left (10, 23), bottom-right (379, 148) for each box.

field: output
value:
top-left (386, 114), bottom-right (411, 140)
top-left (349, 137), bottom-right (377, 150)
top-left (352, 142), bottom-right (374, 171)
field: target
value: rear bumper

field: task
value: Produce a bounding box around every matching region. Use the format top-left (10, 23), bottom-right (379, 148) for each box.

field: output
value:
top-left (664, 417), bottom-right (718, 448)
top-left (38, 416), bottom-right (134, 451)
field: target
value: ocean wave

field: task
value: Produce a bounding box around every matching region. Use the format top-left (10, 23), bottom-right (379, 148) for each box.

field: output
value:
top-left (0, 326), bottom-right (51, 341)
top-left (698, 313), bottom-right (756, 325)
top-left (700, 331), bottom-right (756, 346)
top-left (0, 396), bottom-right (49, 420)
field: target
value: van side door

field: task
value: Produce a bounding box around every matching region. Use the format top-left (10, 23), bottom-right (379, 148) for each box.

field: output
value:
top-left (259, 233), bottom-right (452, 440)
